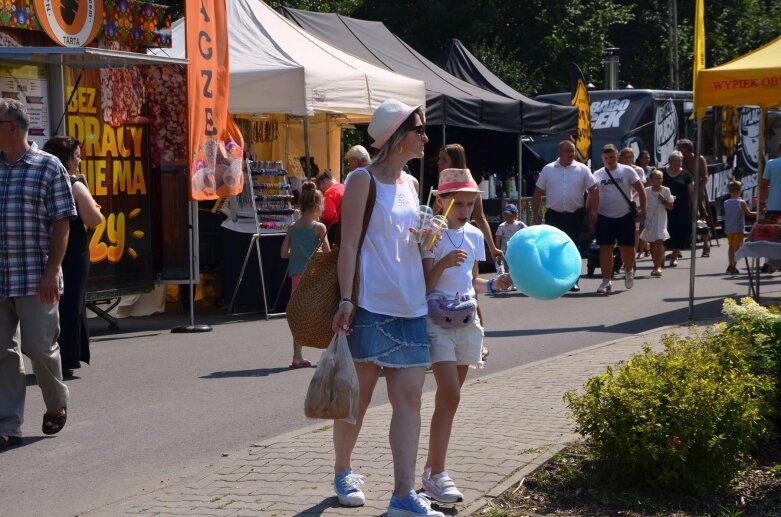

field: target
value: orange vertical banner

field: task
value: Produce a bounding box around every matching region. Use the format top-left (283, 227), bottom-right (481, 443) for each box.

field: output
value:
top-left (185, 0), bottom-right (244, 200)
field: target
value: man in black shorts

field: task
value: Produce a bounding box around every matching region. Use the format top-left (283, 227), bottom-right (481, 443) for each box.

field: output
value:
top-left (587, 144), bottom-right (647, 294)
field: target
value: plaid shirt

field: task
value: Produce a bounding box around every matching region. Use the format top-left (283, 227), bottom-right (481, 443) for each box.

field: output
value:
top-left (0, 144), bottom-right (76, 297)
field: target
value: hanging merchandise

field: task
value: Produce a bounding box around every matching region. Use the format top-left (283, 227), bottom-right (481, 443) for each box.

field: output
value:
top-left (252, 119), bottom-right (280, 143)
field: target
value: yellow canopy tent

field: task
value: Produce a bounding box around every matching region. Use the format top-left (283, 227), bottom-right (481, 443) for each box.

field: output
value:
top-left (695, 35), bottom-right (781, 109)
top-left (695, 34), bottom-right (781, 214)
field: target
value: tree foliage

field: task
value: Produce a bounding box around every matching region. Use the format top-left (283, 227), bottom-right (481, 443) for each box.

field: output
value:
top-left (161, 0), bottom-right (781, 98)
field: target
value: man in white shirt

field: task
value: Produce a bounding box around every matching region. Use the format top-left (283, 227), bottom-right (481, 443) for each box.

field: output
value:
top-left (533, 140), bottom-right (596, 291)
top-left (587, 144), bottom-right (647, 294)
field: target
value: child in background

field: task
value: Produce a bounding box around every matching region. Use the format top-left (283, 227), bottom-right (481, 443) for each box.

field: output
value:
top-left (494, 204), bottom-right (526, 256)
top-left (281, 181), bottom-right (330, 368)
top-left (639, 169), bottom-right (674, 277)
top-left (421, 169), bottom-right (512, 503)
top-left (724, 180), bottom-right (755, 275)
top-left (494, 204), bottom-right (526, 291)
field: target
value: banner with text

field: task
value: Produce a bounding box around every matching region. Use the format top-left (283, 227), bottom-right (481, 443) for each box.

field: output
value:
top-left (64, 67), bottom-right (154, 295)
top-left (185, 0), bottom-right (243, 201)
top-left (569, 62), bottom-right (591, 165)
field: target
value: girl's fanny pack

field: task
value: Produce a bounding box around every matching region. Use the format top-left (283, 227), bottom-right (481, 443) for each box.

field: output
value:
top-left (427, 295), bottom-right (477, 329)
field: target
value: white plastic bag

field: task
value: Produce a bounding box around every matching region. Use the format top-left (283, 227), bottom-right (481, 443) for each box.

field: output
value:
top-left (304, 333), bottom-right (359, 424)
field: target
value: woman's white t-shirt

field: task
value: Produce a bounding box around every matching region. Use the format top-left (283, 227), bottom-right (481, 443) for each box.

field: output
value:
top-left (347, 168), bottom-right (427, 318)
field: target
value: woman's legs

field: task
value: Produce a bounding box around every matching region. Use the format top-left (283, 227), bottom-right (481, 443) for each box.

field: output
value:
top-left (333, 361), bottom-right (381, 473)
top-left (384, 365), bottom-right (427, 499)
top-left (426, 363), bottom-right (469, 474)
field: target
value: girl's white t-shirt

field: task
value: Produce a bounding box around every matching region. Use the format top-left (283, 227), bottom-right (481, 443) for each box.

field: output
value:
top-left (347, 169), bottom-right (427, 318)
top-left (421, 223), bottom-right (485, 300)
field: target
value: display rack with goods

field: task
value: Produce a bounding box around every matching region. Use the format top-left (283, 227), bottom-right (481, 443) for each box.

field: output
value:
top-left (226, 159), bottom-right (296, 319)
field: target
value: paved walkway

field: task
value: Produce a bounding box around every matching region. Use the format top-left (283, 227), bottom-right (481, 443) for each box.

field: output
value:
top-left (89, 323), bottom-right (702, 516)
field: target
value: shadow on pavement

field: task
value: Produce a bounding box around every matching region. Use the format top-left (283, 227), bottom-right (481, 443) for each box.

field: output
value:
top-left (200, 366), bottom-right (300, 378)
top-left (294, 496), bottom-right (344, 515)
top-left (486, 297), bottom-right (727, 340)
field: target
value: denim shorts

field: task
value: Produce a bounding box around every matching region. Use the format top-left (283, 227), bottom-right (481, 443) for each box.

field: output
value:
top-left (347, 307), bottom-right (430, 368)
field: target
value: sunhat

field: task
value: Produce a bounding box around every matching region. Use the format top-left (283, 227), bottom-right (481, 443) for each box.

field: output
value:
top-left (433, 168), bottom-right (480, 196)
top-left (368, 98), bottom-right (422, 149)
top-left (503, 204), bottom-right (518, 214)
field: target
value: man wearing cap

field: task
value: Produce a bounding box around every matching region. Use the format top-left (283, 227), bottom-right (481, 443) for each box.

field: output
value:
top-left (533, 140), bottom-right (596, 291)
top-left (315, 170), bottom-right (345, 246)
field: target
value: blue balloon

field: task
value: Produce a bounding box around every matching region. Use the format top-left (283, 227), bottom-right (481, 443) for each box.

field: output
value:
top-left (505, 225), bottom-right (582, 300)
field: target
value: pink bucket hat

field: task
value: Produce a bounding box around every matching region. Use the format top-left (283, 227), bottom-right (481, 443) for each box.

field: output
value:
top-left (368, 98), bottom-right (422, 149)
top-left (434, 168), bottom-right (481, 196)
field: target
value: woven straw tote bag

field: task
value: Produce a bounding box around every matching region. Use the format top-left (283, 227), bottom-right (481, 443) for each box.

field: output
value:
top-left (287, 173), bottom-right (376, 349)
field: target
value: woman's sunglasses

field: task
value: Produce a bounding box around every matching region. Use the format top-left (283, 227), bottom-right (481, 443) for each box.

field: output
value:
top-left (410, 124), bottom-right (426, 136)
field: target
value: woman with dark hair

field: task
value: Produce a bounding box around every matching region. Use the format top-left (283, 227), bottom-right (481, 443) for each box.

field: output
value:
top-left (437, 144), bottom-right (501, 260)
top-left (42, 136), bottom-right (103, 377)
top-left (437, 143), bottom-right (494, 361)
top-left (330, 99), bottom-right (444, 517)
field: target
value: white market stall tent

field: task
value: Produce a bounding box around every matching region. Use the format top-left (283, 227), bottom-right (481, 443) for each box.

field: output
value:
top-left (152, 0), bottom-right (426, 175)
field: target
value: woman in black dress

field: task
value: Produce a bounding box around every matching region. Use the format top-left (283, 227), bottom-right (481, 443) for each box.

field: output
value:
top-left (662, 151), bottom-right (694, 267)
top-left (43, 137), bottom-right (104, 377)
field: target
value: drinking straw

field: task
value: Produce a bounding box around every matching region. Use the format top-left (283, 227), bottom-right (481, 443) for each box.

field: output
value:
top-left (426, 186), bottom-right (433, 207)
top-left (426, 197), bottom-right (454, 250)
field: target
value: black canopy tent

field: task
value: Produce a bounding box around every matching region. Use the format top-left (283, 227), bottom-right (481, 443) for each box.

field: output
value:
top-left (278, 8), bottom-right (577, 136)
top-left (435, 38), bottom-right (577, 133)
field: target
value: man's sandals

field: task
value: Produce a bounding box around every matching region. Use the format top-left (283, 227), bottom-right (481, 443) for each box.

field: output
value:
top-left (0, 435), bottom-right (23, 449)
top-left (42, 407), bottom-right (67, 435)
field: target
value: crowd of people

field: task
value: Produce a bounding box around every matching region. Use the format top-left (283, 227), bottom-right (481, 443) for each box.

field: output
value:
top-left (280, 99), bottom-right (778, 516)
top-left (4, 90), bottom-right (777, 517)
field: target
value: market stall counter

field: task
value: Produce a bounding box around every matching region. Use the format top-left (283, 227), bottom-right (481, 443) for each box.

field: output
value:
top-left (221, 219), bottom-right (291, 316)
top-left (735, 219), bottom-right (781, 298)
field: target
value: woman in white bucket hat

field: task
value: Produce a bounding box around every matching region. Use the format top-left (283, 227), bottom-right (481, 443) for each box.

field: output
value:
top-left (330, 99), bottom-right (445, 517)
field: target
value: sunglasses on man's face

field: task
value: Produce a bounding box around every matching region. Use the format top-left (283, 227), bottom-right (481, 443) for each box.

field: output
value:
top-left (410, 124), bottom-right (426, 135)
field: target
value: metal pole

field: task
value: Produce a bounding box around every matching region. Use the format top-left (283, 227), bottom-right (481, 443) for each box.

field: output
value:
top-left (172, 200), bottom-right (212, 333)
top-left (688, 119), bottom-right (702, 320)
top-left (757, 109), bottom-right (767, 217)
top-left (303, 115), bottom-right (311, 178)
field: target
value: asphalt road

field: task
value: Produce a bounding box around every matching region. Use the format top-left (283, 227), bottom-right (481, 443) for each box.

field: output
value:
top-left (2, 242), bottom-right (779, 516)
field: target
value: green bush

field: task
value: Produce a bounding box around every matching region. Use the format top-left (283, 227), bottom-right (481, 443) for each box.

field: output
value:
top-left (720, 297), bottom-right (781, 383)
top-left (564, 327), bottom-right (775, 493)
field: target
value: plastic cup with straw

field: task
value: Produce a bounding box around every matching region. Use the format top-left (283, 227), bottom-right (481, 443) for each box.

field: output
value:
top-left (423, 198), bottom-right (454, 251)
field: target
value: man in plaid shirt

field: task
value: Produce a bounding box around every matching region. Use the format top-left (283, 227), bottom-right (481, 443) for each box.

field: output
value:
top-left (0, 99), bottom-right (76, 449)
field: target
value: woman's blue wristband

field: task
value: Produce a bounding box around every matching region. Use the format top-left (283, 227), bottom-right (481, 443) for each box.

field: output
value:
top-left (487, 278), bottom-right (496, 296)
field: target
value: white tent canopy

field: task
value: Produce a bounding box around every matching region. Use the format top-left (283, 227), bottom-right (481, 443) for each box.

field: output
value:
top-left (151, 0), bottom-right (425, 118)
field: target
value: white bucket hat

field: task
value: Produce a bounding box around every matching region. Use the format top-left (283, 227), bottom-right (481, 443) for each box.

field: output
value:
top-left (368, 98), bottom-right (422, 149)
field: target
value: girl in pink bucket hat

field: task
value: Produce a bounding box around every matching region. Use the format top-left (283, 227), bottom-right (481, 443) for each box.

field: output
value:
top-left (330, 99), bottom-right (446, 517)
top-left (421, 168), bottom-right (511, 504)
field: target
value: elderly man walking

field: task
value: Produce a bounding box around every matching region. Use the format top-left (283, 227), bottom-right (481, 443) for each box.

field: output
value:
top-left (532, 140), bottom-right (597, 291)
top-left (0, 99), bottom-right (76, 448)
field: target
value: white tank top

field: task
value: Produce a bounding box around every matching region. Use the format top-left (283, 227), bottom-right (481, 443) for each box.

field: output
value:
top-left (348, 168), bottom-right (427, 318)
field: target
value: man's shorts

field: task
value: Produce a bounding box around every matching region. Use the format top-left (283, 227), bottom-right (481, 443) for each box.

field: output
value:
top-left (596, 213), bottom-right (635, 246)
top-left (426, 317), bottom-right (484, 367)
top-left (727, 232), bottom-right (744, 247)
